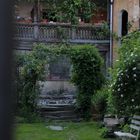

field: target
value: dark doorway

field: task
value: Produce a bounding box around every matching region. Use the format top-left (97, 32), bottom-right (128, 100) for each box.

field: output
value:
top-left (121, 10), bottom-right (128, 36)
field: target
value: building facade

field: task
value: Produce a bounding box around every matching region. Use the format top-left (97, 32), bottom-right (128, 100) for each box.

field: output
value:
top-left (14, 0), bottom-right (140, 120)
top-left (14, 1), bottom-right (110, 115)
top-left (112, 0), bottom-right (140, 61)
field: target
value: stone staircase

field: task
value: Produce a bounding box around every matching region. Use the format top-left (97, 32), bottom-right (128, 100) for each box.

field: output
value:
top-left (14, 39), bottom-right (36, 50)
top-left (40, 105), bottom-right (80, 121)
top-left (38, 95), bottom-right (81, 122)
top-left (37, 80), bottom-right (82, 122)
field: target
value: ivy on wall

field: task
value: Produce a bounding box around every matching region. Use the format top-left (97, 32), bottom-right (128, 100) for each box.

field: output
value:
top-left (15, 44), bottom-right (104, 120)
top-left (15, 45), bottom-right (48, 121)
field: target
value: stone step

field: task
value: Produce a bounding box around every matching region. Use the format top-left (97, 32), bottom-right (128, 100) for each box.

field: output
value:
top-left (40, 105), bottom-right (75, 111)
top-left (19, 42), bottom-right (33, 47)
top-left (45, 115), bottom-right (80, 121)
top-left (41, 110), bottom-right (76, 117)
top-left (39, 104), bottom-right (81, 121)
top-left (14, 39), bottom-right (35, 50)
top-left (39, 94), bottom-right (76, 98)
top-left (38, 94), bottom-right (78, 121)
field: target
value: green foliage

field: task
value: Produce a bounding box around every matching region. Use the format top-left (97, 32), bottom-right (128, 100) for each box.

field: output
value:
top-left (15, 44), bottom-right (104, 121)
top-left (19, 0), bottom-right (96, 24)
top-left (108, 31), bottom-right (140, 116)
top-left (92, 85), bottom-right (109, 117)
top-left (70, 45), bottom-right (104, 120)
top-left (122, 124), bottom-right (130, 133)
top-left (99, 22), bottom-right (110, 38)
top-left (55, 0), bottom-right (96, 24)
top-left (15, 44), bottom-right (49, 121)
top-left (99, 127), bottom-right (108, 138)
top-left (15, 44), bottom-right (70, 121)
top-left (106, 88), bottom-right (117, 115)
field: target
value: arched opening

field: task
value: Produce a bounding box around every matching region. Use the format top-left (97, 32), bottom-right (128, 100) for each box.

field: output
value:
top-left (121, 10), bottom-right (128, 36)
top-left (118, 10), bottom-right (129, 37)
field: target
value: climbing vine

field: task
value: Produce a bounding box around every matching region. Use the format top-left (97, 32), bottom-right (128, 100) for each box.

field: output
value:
top-left (15, 44), bottom-right (104, 121)
top-left (15, 45), bottom-right (49, 121)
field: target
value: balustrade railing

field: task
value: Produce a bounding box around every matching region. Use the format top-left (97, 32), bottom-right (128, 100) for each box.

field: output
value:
top-left (15, 23), bottom-right (34, 39)
top-left (14, 23), bottom-right (110, 42)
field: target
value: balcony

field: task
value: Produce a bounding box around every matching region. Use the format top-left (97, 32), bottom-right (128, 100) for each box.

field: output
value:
top-left (14, 23), bottom-right (110, 45)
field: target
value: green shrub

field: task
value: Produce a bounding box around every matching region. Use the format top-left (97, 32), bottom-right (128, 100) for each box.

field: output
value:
top-left (70, 45), bottom-right (105, 120)
top-left (92, 85), bottom-right (109, 117)
top-left (99, 127), bottom-right (109, 138)
top-left (108, 31), bottom-right (140, 116)
top-left (122, 124), bottom-right (130, 132)
top-left (14, 44), bottom-right (49, 121)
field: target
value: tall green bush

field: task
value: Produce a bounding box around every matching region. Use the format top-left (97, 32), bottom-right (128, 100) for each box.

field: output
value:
top-left (108, 31), bottom-right (140, 116)
top-left (70, 45), bottom-right (104, 120)
top-left (15, 44), bottom-right (49, 121)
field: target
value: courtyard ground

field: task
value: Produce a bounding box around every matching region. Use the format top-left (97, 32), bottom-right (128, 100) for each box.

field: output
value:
top-left (16, 122), bottom-right (108, 140)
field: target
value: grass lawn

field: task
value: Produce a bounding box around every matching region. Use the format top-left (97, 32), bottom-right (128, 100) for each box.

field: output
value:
top-left (16, 122), bottom-right (106, 140)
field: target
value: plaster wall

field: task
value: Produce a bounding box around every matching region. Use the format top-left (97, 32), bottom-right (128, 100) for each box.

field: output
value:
top-left (113, 0), bottom-right (139, 33)
top-left (39, 81), bottom-right (76, 96)
top-left (16, 2), bottom-right (34, 20)
top-left (113, 0), bottom-right (140, 61)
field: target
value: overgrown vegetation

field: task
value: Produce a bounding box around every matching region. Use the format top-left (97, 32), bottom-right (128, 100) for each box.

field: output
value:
top-left (15, 45), bottom-right (48, 122)
top-left (55, 0), bottom-right (96, 24)
top-left (108, 31), bottom-right (140, 116)
top-left (15, 44), bottom-right (104, 121)
top-left (92, 85), bottom-right (109, 118)
top-left (99, 127), bottom-right (109, 138)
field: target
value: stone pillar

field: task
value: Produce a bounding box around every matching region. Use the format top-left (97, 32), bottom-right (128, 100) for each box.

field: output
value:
top-left (34, 23), bottom-right (39, 40)
top-left (72, 26), bottom-right (76, 40)
top-left (33, 0), bottom-right (40, 40)
top-left (33, 1), bottom-right (38, 23)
